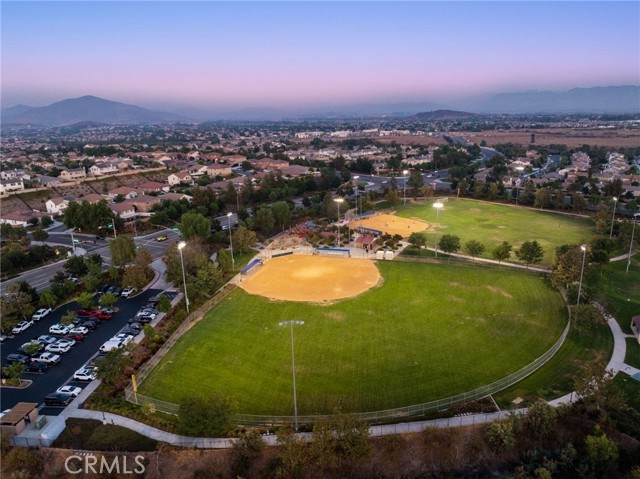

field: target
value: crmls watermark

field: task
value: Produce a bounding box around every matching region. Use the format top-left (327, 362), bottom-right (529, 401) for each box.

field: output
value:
top-left (64, 454), bottom-right (145, 475)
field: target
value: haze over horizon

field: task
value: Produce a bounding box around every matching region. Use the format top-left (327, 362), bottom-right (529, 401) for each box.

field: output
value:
top-left (2, 1), bottom-right (639, 113)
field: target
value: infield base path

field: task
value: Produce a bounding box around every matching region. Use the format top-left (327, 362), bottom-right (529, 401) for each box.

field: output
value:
top-left (240, 255), bottom-right (381, 303)
top-left (349, 213), bottom-right (429, 237)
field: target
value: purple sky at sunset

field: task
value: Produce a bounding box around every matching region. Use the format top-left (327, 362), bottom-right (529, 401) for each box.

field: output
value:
top-left (2, 1), bottom-right (638, 111)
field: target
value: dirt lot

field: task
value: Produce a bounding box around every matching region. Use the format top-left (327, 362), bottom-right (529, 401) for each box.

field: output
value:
top-left (349, 213), bottom-right (429, 237)
top-left (240, 255), bottom-right (380, 303)
top-left (461, 129), bottom-right (640, 148)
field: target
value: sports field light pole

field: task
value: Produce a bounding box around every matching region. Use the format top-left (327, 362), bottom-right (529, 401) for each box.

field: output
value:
top-left (353, 175), bottom-right (360, 216)
top-left (576, 244), bottom-right (587, 308)
top-left (177, 241), bottom-right (190, 313)
top-left (515, 166), bottom-right (525, 204)
top-left (403, 170), bottom-right (409, 206)
top-left (627, 213), bottom-right (639, 273)
top-left (609, 196), bottom-right (618, 239)
top-left (278, 320), bottom-right (304, 431)
top-left (433, 201), bottom-right (444, 257)
top-left (334, 198), bottom-right (344, 247)
top-left (227, 212), bottom-right (235, 271)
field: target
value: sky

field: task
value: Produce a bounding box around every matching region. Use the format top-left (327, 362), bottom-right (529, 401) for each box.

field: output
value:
top-left (1, 1), bottom-right (639, 112)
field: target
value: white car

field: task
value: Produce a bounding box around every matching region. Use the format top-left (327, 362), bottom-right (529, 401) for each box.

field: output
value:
top-left (112, 333), bottom-right (134, 345)
top-left (121, 287), bottom-right (136, 298)
top-left (136, 309), bottom-right (157, 319)
top-left (11, 320), bottom-right (34, 335)
top-left (37, 335), bottom-right (58, 345)
top-left (46, 342), bottom-right (71, 354)
top-left (34, 352), bottom-right (61, 364)
top-left (99, 340), bottom-right (125, 352)
top-left (73, 366), bottom-right (98, 381)
top-left (49, 324), bottom-right (71, 335)
top-left (56, 338), bottom-right (76, 348)
top-left (31, 308), bottom-right (52, 321)
top-left (69, 326), bottom-right (89, 335)
top-left (56, 385), bottom-right (82, 397)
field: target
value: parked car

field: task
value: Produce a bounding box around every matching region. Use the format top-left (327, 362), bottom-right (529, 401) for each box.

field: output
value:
top-left (155, 235), bottom-right (168, 241)
top-left (34, 352), bottom-right (61, 365)
top-left (6, 353), bottom-right (30, 365)
top-left (94, 310), bottom-right (112, 321)
top-left (112, 333), bottom-right (134, 345)
top-left (49, 324), bottom-right (71, 335)
top-left (98, 285), bottom-right (111, 295)
top-left (112, 286), bottom-right (123, 297)
top-left (121, 287), bottom-right (136, 298)
top-left (46, 342), bottom-right (71, 354)
top-left (31, 308), bottom-right (52, 321)
top-left (56, 385), bottom-right (82, 397)
top-left (17, 340), bottom-right (45, 356)
top-left (44, 392), bottom-right (73, 407)
top-left (120, 327), bottom-right (141, 337)
top-left (0, 334), bottom-right (6, 342)
top-left (56, 338), bottom-right (76, 348)
top-left (24, 361), bottom-right (48, 373)
top-left (37, 335), bottom-right (58, 345)
top-left (99, 340), bottom-right (125, 352)
top-left (135, 313), bottom-right (155, 323)
top-left (100, 308), bottom-right (114, 316)
top-left (64, 332), bottom-right (85, 342)
top-left (69, 326), bottom-right (89, 336)
top-left (76, 309), bottom-right (97, 318)
top-left (81, 320), bottom-right (100, 331)
top-left (126, 321), bottom-right (143, 331)
top-left (11, 320), bottom-right (34, 335)
top-left (73, 366), bottom-right (98, 381)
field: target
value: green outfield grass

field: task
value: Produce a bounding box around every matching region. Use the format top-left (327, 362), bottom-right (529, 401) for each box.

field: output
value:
top-left (140, 261), bottom-right (566, 415)
top-left (396, 199), bottom-right (596, 266)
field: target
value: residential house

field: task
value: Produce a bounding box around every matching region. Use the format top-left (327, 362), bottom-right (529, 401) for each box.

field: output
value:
top-left (45, 197), bottom-right (70, 214)
top-left (89, 163), bottom-right (118, 176)
top-left (0, 178), bottom-right (25, 194)
top-left (0, 169), bottom-right (26, 181)
top-left (168, 172), bottom-right (193, 186)
top-left (162, 192), bottom-right (193, 202)
top-left (109, 201), bottom-right (136, 220)
top-left (128, 194), bottom-right (162, 213)
top-left (249, 158), bottom-right (290, 171)
top-left (221, 154), bottom-right (247, 165)
top-left (77, 194), bottom-right (107, 204)
top-left (139, 181), bottom-right (170, 194)
top-left (206, 164), bottom-right (233, 177)
top-left (60, 168), bottom-right (86, 181)
top-left (281, 165), bottom-right (315, 178)
top-left (0, 210), bottom-right (52, 227)
top-left (108, 187), bottom-right (139, 200)
top-left (38, 175), bottom-right (62, 187)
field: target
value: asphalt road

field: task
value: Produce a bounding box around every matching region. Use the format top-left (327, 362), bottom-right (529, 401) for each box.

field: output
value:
top-left (0, 288), bottom-right (161, 411)
top-left (0, 229), bottom-right (180, 294)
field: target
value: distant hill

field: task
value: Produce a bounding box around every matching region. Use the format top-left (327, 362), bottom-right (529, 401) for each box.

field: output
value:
top-left (413, 109), bottom-right (478, 121)
top-left (1, 95), bottom-right (188, 127)
top-left (478, 86), bottom-right (640, 114)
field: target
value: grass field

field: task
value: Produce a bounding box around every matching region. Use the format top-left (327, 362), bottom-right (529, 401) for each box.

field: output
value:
top-left (626, 338), bottom-right (640, 370)
top-left (396, 199), bottom-right (596, 266)
top-left (140, 261), bottom-right (566, 415)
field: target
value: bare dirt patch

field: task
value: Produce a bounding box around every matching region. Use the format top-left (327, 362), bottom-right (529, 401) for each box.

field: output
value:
top-left (240, 255), bottom-right (381, 303)
top-left (461, 129), bottom-right (640, 148)
top-left (349, 213), bottom-right (429, 237)
top-left (486, 285), bottom-right (513, 298)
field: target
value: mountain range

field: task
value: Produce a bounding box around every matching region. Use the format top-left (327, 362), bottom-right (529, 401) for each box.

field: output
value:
top-left (2, 86), bottom-right (638, 126)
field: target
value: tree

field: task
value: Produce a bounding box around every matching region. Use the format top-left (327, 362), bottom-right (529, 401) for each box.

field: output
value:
top-left (122, 265), bottom-right (150, 290)
top-left (76, 291), bottom-right (94, 309)
top-left (385, 188), bottom-right (401, 206)
top-left (230, 430), bottom-right (264, 478)
top-left (574, 360), bottom-right (624, 412)
top-left (0, 292), bottom-right (35, 333)
top-left (134, 248), bottom-right (153, 269)
top-left (320, 194), bottom-right (338, 220)
top-left (109, 235), bottom-right (136, 267)
top-left (179, 212), bottom-right (211, 241)
top-left (2, 362), bottom-right (25, 386)
top-left (486, 420), bottom-right (516, 451)
top-left (520, 180), bottom-right (536, 205)
top-left (156, 294), bottom-right (171, 313)
top-left (492, 241), bottom-right (512, 266)
top-left (40, 216), bottom-right (53, 228)
top-left (585, 426), bottom-right (619, 475)
top-left (87, 253), bottom-right (103, 268)
top-left (99, 292), bottom-right (118, 308)
top-left (276, 426), bottom-right (308, 479)
top-left (178, 394), bottom-right (236, 437)
top-left (82, 273), bottom-right (101, 293)
top-left (550, 245), bottom-right (585, 288)
top-left (438, 234), bottom-right (460, 258)
top-left (572, 194), bottom-right (587, 213)
top-left (38, 290), bottom-right (58, 309)
top-left (272, 201), bottom-right (291, 230)
top-left (592, 203), bottom-right (611, 235)
top-left (97, 345), bottom-right (133, 386)
top-left (408, 232), bottom-right (427, 249)
top-left (408, 169), bottom-right (424, 192)
top-left (108, 266), bottom-right (120, 282)
top-left (232, 227), bottom-right (258, 254)
top-left (573, 304), bottom-right (602, 331)
top-left (465, 240), bottom-right (485, 259)
top-left (60, 310), bottom-right (76, 326)
top-left (64, 255), bottom-right (88, 277)
top-left (310, 412), bottom-right (371, 471)
top-left (191, 262), bottom-right (224, 297)
top-left (534, 187), bottom-right (552, 209)
top-left (526, 399), bottom-right (557, 439)
top-left (32, 228), bottom-right (49, 241)
top-left (515, 240), bottom-right (544, 268)
top-left (217, 249), bottom-right (232, 274)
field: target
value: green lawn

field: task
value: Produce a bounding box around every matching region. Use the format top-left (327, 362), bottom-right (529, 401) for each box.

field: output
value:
top-left (141, 261), bottom-right (566, 415)
top-left (587, 255), bottom-right (640, 333)
top-left (626, 338), bottom-right (640, 370)
top-left (396, 199), bottom-right (596, 266)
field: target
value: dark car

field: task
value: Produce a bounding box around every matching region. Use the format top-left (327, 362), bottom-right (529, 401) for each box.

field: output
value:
top-left (99, 285), bottom-right (111, 295)
top-left (24, 361), bottom-right (49, 373)
top-left (90, 353), bottom-right (108, 367)
top-left (120, 327), bottom-right (141, 337)
top-left (81, 320), bottom-right (100, 331)
top-left (111, 287), bottom-right (123, 296)
top-left (6, 353), bottom-right (30, 365)
top-left (126, 322), bottom-right (143, 331)
top-left (64, 332), bottom-right (85, 342)
top-left (129, 315), bottom-right (151, 324)
top-left (44, 392), bottom-right (74, 407)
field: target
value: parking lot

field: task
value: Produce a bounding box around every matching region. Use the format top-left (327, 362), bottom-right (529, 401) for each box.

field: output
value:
top-left (1, 289), bottom-right (163, 412)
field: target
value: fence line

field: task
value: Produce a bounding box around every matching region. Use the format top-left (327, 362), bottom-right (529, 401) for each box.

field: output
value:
top-left (126, 315), bottom-right (571, 426)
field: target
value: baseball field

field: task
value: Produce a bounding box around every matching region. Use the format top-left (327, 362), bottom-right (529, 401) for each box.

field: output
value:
top-left (140, 258), bottom-right (567, 415)
top-left (396, 199), bottom-right (596, 266)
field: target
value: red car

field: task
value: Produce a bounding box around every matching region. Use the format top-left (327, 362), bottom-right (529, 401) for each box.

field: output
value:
top-left (76, 309), bottom-right (97, 318)
top-left (64, 332), bottom-right (84, 342)
top-left (94, 310), bottom-right (112, 321)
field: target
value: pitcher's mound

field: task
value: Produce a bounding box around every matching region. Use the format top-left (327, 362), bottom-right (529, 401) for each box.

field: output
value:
top-left (240, 255), bottom-right (380, 303)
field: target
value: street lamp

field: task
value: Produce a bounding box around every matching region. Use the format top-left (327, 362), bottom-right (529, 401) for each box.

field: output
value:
top-left (402, 170), bottom-right (409, 206)
top-left (627, 213), bottom-right (639, 273)
top-left (334, 198), bottom-right (344, 246)
top-left (353, 175), bottom-right (360, 216)
top-left (433, 201), bottom-right (444, 257)
top-left (609, 197), bottom-right (618, 239)
top-left (515, 166), bottom-right (525, 204)
top-left (576, 244), bottom-right (587, 308)
top-left (177, 241), bottom-right (190, 313)
top-left (227, 212), bottom-right (235, 271)
top-left (70, 228), bottom-right (77, 254)
top-left (278, 320), bottom-right (304, 431)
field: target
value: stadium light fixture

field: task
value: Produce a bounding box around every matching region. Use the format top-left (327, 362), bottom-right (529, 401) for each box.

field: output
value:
top-left (403, 170), bottom-right (409, 206)
top-left (227, 212), bottom-right (235, 271)
top-left (178, 241), bottom-right (190, 313)
top-left (577, 244), bottom-right (587, 308)
top-left (278, 320), bottom-right (304, 431)
top-left (433, 201), bottom-right (444, 257)
top-left (353, 175), bottom-right (360, 216)
top-left (610, 197), bottom-right (618, 239)
top-left (627, 213), bottom-right (639, 273)
top-left (334, 198), bottom-right (344, 247)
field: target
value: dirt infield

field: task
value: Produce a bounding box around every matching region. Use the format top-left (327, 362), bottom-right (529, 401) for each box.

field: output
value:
top-left (240, 255), bottom-right (380, 303)
top-left (349, 213), bottom-right (429, 237)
